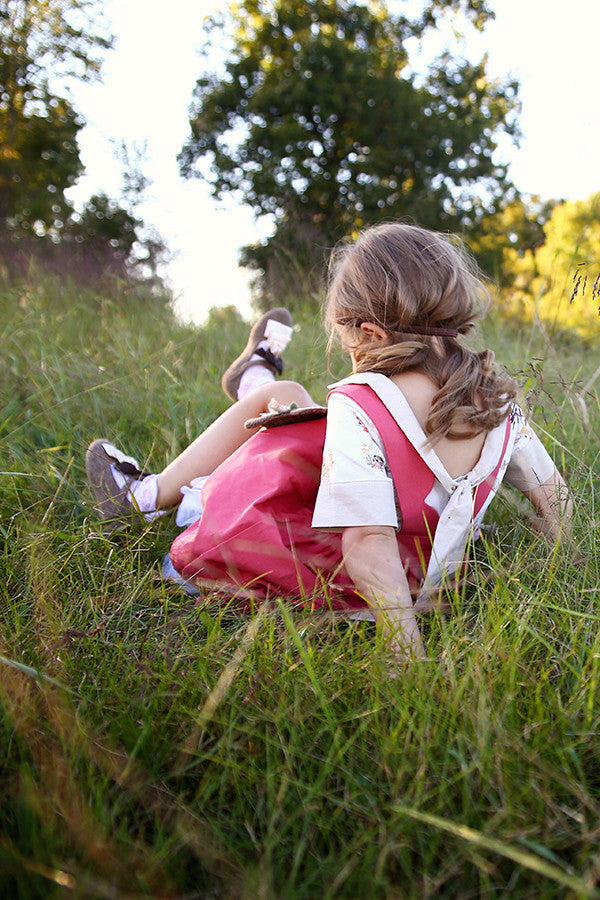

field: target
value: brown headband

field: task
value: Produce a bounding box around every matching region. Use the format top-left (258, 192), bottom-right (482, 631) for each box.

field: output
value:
top-left (339, 317), bottom-right (459, 338)
top-left (396, 324), bottom-right (459, 337)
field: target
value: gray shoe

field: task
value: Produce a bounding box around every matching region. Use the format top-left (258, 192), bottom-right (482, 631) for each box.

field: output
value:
top-left (85, 438), bottom-right (152, 524)
top-left (221, 307), bottom-right (293, 401)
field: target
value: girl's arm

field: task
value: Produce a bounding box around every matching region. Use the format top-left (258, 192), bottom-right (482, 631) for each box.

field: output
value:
top-left (503, 419), bottom-right (576, 554)
top-left (342, 524), bottom-right (425, 662)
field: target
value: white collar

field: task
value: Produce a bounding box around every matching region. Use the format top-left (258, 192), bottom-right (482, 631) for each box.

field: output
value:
top-left (330, 372), bottom-right (509, 490)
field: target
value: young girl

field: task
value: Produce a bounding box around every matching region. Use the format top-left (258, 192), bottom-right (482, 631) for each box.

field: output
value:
top-left (86, 223), bottom-right (571, 662)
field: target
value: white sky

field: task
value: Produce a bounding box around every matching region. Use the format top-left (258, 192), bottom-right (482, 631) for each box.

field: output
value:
top-left (68, 0), bottom-right (600, 324)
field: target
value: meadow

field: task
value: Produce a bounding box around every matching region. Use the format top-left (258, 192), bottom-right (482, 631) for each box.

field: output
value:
top-left (1, 271), bottom-right (600, 898)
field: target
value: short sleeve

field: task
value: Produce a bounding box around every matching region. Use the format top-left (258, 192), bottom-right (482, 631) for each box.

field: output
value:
top-left (311, 392), bottom-right (398, 530)
top-left (504, 405), bottom-right (557, 493)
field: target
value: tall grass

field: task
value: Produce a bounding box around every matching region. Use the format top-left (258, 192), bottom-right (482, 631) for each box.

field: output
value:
top-left (1, 275), bottom-right (600, 898)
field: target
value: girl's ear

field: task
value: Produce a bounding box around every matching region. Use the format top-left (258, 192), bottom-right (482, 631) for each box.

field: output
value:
top-left (360, 321), bottom-right (388, 343)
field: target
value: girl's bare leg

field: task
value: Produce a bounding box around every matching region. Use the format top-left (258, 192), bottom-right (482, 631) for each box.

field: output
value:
top-left (156, 380), bottom-right (314, 508)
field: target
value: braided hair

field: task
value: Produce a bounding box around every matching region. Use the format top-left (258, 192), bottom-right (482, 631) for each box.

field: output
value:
top-left (326, 222), bottom-right (517, 441)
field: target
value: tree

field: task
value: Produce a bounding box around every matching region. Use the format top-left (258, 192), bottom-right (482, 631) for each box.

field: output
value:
top-left (179, 0), bottom-right (520, 305)
top-left (0, 0), bottom-right (112, 235)
top-left (500, 194), bottom-right (600, 339)
top-left (64, 190), bottom-right (169, 284)
top-left (0, 3), bottom-right (167, 290)
top-left (467, 195), bottom-right (556, 285)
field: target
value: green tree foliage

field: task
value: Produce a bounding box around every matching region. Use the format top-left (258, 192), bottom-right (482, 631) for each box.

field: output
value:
top-left (179, 0), bottom-right (520, 304)
top-left (467, 195), bottom-right (556, 284)
top-left (0, 3), bottom-right (167, 292)
top-left (500, 193), bottom-right (600, 339)
top-left (65, 190), bottom-right (169, 284)
top-left (0, 0), bottom-right (112, 235)
top-left (0, 84), bottom-right (81, 234)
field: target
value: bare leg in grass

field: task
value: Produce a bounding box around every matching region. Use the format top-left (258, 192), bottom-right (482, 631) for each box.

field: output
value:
top-left (155, 380), bottom-right (315, 508)
top-left (87, 382), bottom-right (314, 524)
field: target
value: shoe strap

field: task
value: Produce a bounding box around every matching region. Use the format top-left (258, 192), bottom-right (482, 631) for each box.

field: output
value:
top-left (255, 347), bottom-right (283, 374)
top-left (111, 457), bottom-right (153, 479)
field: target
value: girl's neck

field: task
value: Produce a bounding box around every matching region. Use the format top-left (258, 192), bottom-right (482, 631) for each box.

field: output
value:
top-left (389, 371), bottom-right (488, 477)
top-left (389, 369), bottom-right (439, 399)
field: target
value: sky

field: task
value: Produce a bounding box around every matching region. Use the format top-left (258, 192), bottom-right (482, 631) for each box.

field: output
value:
top-left (68, 0), bottom-right (600, 324)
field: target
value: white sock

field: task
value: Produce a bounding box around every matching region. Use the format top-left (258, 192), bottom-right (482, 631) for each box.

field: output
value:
top-left (237, 320), bottom-right (293, 400)
top-left (237, 356), bottom-right (276, 399)
top-left (110, 465), bottom-right (165, 521)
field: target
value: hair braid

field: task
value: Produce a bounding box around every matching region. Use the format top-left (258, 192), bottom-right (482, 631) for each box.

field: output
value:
top-left (326, 223), bottom-right (518, 442)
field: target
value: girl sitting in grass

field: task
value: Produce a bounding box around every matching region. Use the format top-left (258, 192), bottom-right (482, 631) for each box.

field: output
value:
top-left (86, 222), bottom-right (571, 662)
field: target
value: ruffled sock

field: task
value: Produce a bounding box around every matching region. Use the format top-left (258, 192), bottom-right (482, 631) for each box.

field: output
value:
top-left (106, 449), bottom-right (166, 521)
top-left (237, 346), bottom-right (277, 399)
top-left (237, 318), bottom-right (293, 400)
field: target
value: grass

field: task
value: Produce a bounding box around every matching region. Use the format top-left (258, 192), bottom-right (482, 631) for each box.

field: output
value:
top-left (1, 274), bottom-right (600, 898)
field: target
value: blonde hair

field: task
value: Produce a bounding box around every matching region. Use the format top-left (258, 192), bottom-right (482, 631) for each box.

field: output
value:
top-left (326, 222), bottom-right (517, 441)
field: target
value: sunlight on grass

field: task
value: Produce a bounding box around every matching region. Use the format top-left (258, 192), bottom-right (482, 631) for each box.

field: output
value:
top-left (1, 274), bottom-right (599, 897)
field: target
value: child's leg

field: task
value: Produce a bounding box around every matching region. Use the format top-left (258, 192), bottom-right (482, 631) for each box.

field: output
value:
top-left (222, 307), bottom-right (293, 401)
top-left (86, 308), bottom-right (306, 524)
top-left (156, 380), bottom-right (314, 508)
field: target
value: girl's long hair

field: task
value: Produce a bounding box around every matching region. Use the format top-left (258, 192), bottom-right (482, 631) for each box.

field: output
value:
top-left (326, 222), bottom-right (517, 442)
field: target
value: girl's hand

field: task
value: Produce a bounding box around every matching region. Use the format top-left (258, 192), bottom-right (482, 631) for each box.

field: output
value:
top-left (376, 607), bottom-right (426, 662)
top-left (523, 467), bottom-right (573, 543)
top-left (389, 632), bottom-right (426, 663)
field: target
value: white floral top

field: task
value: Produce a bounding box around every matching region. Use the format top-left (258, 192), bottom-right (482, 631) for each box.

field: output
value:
top-left (312, 373), bottom-right (556, 531)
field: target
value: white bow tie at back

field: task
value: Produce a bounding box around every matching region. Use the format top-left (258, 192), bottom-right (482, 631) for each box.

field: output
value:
top-left (422, 478), bottom-right (478, 596)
